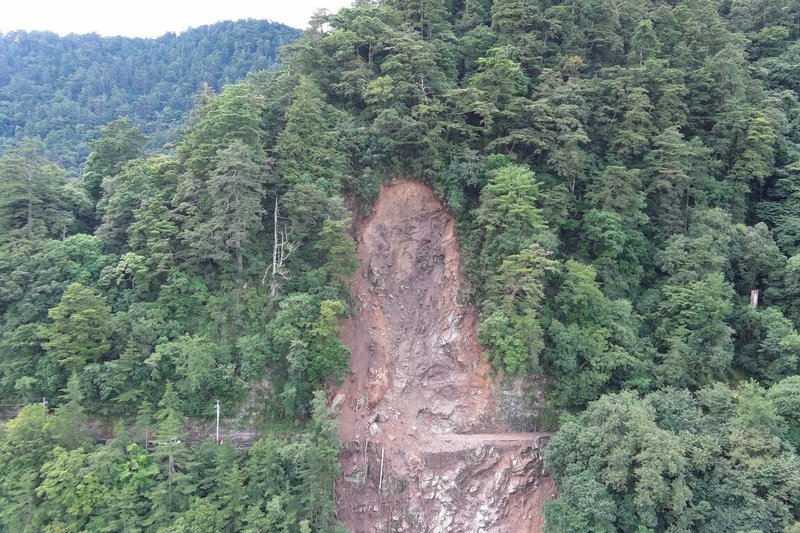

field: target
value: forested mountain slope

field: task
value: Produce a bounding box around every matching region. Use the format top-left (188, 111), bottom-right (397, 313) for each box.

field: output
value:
top-left (1, 0), bottom-right (800, 531)
top-left (0, 20), bottom-right (301, 172)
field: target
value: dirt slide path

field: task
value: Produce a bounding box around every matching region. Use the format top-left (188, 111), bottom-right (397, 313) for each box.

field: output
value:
top-left (334, 181), bottom-right (554, 532)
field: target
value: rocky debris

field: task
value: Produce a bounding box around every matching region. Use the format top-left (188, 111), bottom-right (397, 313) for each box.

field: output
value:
top-left (334, 181), bottom-right (553, 532)
top-left (331, 393), bottom-right (346, 411)
top-left (367, 368), bottom-right (389, 408)
top-left (501, 375), bottom-right (553, 431)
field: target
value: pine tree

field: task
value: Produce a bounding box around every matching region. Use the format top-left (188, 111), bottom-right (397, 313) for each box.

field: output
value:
top-left (148, 382), bottom-right (194, 527)
top-left (296, 391), bottom-right (341, 531)
top-left (644, 127), bottom-right (709, 236)
top-left (205, 141), bottom-right (267, 275)
top-left (135, 400), bottom-right (154, 449)
top-left (50, 373), bottom-right (90, 449)
top-left (211, 442), bottom-right (246, 531)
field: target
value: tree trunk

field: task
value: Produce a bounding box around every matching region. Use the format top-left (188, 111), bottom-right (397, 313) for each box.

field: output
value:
top-left (750, 289), bottom-right (759, 309)
top-left (27, 198), bottom-right (33, 238)
top-left (270, 197), bottom-right (279, 297)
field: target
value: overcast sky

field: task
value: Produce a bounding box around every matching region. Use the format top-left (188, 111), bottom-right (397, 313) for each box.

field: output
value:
top-left (1, 0), bottom-right (353, 37)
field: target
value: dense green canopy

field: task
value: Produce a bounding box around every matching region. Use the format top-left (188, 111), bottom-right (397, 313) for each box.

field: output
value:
top-left (2, 0), bottom-right (800, 530)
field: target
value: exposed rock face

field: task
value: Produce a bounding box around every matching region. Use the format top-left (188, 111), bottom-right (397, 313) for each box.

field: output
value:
top-left (335, 181), bottom-right (554, 532)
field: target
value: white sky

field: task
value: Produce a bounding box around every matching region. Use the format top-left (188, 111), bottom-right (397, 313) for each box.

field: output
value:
top-left (1, 0), bottom-right (353, 37)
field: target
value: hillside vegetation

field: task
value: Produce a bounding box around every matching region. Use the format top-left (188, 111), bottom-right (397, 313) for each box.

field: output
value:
top-left (1, 0), bottom-right (800, 531)
top-left (0, 20), bottom-right (300, 172)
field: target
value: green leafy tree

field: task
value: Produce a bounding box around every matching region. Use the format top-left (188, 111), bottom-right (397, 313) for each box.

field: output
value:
top-left (735, 306), bottom-right (800, 383)
top-left (95, 155), bottom-right (175, 253)
top-left (546, 385), bottom-right (800, 532)
top-left (205, 442), bottom-right (246, 531)
top-left (275, 77), bottom-right (348, 191)
top-left (730, 222), bottom-right (786, 296)
top-left (265, 293), bottom-right (350, 417)
top-left (545, 261), bottom-right (651, 406)
top-left (97, 442), bottom-right (157, 532)
top-left (545, 391), bottom-right (691, 532)
top-left (0, 404), bottom-right (54, 532)
top-left (40, 282), bottom-right (112, 375)
top-left (473, 164), bottom-right (557, 287)
top-left (579, 209), bottom-right (649, 297)
top-left (472, 164), bottom-right (561, 374)
top-left (295, 391), bottom-right (342, 531)
top-left (767, 376), bottom-right (800, 449)
top-left (156, 335), bottom-right (241, 415)
top-left (314, 217), bottom-right (358, 287)
top-left (478, 244), bottom-right (558, 374)
top-left (0, 141), bottom-right (87, 241)
top-left (629, 19), bottom-right (661, 65)
top-left (713, 105), bottom-right (781, 219)
top-left (656, 272), bottom-right (735, 387)
top-left (82, 117), bottom-right (146, 203)
top-left (465, 50), bottom-right (529, 127)
top-left (609, 87), bottom-right (655, 163)
top-left (36, 446), bottom-right (103, 531)
top-left (173, 82), bottom-right (267, 269)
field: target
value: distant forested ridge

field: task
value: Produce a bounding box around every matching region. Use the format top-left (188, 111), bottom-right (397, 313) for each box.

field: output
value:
top-left (0, 20), bottom-right (301, 172)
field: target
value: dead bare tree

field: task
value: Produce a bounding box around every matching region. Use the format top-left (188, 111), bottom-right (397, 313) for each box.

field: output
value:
top-left (262, 197), bottom-right (298, 296)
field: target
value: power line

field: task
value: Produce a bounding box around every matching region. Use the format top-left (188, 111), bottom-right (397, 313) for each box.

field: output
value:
top-left (2, 398), bottom-right (260, 449)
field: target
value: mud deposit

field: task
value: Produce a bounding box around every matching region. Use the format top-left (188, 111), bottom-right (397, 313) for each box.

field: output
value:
top-left (334, 181), bottom-right (554, 532)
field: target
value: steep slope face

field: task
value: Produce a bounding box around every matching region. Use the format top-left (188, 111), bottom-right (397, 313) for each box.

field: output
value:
top-left (335, 181), bottom-right (554, 532)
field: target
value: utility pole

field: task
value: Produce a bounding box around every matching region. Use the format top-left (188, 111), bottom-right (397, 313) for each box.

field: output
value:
top-left (379, 446), bottom-right (385, 493)
top-left (215, 400), bottom-right (220, 444)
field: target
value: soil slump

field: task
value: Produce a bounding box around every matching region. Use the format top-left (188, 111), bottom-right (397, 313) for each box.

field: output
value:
top-left (335, 181), bottom-right (553, 532)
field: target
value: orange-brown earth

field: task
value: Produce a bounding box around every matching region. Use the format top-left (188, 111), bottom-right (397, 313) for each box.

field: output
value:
top-left (333, 181), bottom-right (554, 532)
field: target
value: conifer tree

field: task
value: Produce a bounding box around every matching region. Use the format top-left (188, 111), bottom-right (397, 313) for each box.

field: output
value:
top-left (148, 382), bottom-right (194, 527)
top-left (206, 140), bottom-right (267, 274)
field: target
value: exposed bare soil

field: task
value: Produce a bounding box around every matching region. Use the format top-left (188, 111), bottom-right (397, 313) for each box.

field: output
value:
top-left (334, 181), bottom-right (554, 532)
